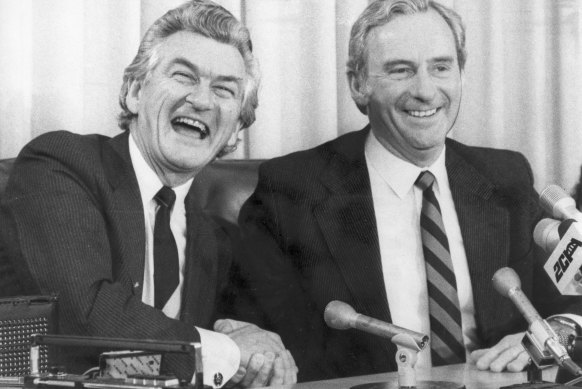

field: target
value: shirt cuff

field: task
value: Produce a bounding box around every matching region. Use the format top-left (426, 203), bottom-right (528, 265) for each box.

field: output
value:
top-left (196, 326), bottom-right (240, 388)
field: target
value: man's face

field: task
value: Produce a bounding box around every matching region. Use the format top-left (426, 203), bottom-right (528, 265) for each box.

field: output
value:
top-left (127, 31), bottom-right (246, 184)
top-left (356, 10), bottom-right (462, 166)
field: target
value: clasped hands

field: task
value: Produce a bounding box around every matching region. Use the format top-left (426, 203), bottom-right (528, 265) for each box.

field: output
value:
top-left (214, 319), bottom-right (298, 388)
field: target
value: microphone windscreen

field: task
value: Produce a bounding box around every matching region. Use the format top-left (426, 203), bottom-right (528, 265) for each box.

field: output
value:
top-left (540, 185), bottom-right (570, 214)
top-left (492, 267), bottom-right (521, 297)
top-left (540, 185), bottom-right (579, 222)
top-left (324, 301), bottom-right (357, 330)
top-left (533, 218), bottom-right (561, 253)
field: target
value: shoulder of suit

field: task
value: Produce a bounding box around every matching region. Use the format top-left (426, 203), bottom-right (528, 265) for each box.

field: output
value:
top-left (23, 130), bottom-right (112, 157)
top-left (19, 130), bottom-right (121, 167)
top-left (446, 137), bottom-right (533, 187)
top-left (259, 130), bottom-right (365, 179)
top-left (446, 137), bottom-right (526, 161)
top-left (12, 130), bottom-right (123, 187)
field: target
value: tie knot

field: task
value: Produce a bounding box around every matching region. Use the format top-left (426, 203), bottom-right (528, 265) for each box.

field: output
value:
top-left (415, 170), bottom-right (435, 191)
top-left (154, 186), bottom-right (176, 208)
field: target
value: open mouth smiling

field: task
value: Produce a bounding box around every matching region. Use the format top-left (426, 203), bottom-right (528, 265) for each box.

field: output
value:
top-left (171, 117), bottom-right (210, 139)
top-left (406, 108), bottom-right (439, 118)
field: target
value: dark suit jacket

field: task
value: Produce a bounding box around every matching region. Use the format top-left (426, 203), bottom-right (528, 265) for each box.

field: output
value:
top-left (238, 127), bottom-right (582, 382)
top-left (0, 131), bottom-right (233, 380)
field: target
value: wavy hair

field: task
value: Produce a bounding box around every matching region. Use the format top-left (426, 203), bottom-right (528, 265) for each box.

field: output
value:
top-left (118, 0), bottom-right (259, 142)
top-left (347, 0), bottom-right (466, 112)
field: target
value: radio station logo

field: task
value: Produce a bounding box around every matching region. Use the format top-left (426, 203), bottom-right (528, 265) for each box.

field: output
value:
top-left (553, 237), bottom-right (582, 282)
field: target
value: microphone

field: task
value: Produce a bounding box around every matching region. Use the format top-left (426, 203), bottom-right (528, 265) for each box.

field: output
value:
top-left (324, 301), bottom-right (466, 389)
top-left (533, 218), bottom-right (563, 253)
top-left (533, 217), bottom-right (582, 295)
top-left (551, 318), bottom-right (582, 362)
top-left (539, 185), bottom-right (582, 223)
top-left (492, 267), bottom-right (582, 376)
top-left (547, 316), bottom-right (582, 384)
top-left (323, 300), bottom-right (429, 351)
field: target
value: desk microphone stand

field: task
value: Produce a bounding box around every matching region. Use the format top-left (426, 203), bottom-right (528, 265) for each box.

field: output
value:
top-left (499, 331), bottom-right (576, 389)
top-left (351, 333), bottom-right (464, 389)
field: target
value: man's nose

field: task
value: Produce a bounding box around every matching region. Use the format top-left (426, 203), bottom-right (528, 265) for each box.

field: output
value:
top-left (186, 85), bottom-right (213, 110)
top-left (410, 70), bottom-right (437, 101)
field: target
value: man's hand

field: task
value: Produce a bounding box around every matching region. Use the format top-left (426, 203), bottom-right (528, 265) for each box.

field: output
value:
top-left (214, 319), bottom-right (298, 387)
top-left (470, 332), bottom-right (530, 372)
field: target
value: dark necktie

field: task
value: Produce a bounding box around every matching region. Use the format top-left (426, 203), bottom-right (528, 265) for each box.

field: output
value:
top-left (415, 171), bottom-right (465, 366)
top-left (153, 186), bottom-right (179, 310)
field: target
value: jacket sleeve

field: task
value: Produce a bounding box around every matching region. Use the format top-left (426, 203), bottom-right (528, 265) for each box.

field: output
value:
top-left (0, 133), bottom-right (213, 381)
top-left (237, 163), bottom-right (330, 381)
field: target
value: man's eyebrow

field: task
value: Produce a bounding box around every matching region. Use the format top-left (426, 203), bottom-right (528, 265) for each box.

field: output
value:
top-left (381, 56), bottom-right (456, 71)
top-left (168, 57), bottom-right (198, 73)
top-left (382, 59), bottom-right (416, 70)
top-left (429, 56), bottom-right (455, 64)
top-left (169, 57), bottom-right (243, 83)
top-left (215, 74), bottom-right (244, 84)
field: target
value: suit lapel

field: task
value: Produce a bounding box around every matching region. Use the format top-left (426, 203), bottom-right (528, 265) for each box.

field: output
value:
top-left (313, 129), bottom-right (391, 326)
top-left (104, 133), bottom-right (218, 327)
top-left (104, 133), bottom-right (146, 294)
top-left (313, 135), bottom-right (515, 352)
top-left (446, 144), bottom-right (513, 339)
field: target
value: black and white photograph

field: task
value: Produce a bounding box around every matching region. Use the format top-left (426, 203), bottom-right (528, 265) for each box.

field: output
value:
top-left (1, 1), bottom-right (582, 388)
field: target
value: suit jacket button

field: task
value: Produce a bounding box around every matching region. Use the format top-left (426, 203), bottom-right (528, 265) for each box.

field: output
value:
top-left (214, 372), bottom-right (223, 386)
top-left (133, 282), bottom-right (140, 289)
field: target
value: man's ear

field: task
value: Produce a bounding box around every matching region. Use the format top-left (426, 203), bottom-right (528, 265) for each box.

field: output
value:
top-left (227, 125), bottom-right (243, 147)
top-left (347, 71), bottom-right (369, 115)
top-left (459, 69), bottom-right (465, 102)
top-left (125, 80), bottom-right (142, 114)
top-left (217, 125), bottom-right (243, 157)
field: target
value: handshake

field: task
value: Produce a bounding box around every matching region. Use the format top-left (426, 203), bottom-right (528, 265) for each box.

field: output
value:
top-left (214, 319), bottom-right (298, 388)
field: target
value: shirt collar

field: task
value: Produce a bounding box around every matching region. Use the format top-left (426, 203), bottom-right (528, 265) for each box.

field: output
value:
top-left (129, 133), bottom-right (193, 206)
top-left (365, 131), bottom-right (447, 198)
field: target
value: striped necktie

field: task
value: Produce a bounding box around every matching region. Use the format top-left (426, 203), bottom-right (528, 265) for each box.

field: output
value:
top-left (153, 186), bottom-right (179, 310)
top-left (415, 171), bottom-right (465, 365)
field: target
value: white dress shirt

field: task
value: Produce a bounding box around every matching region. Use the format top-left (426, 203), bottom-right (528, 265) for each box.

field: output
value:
top-left (129, 134), bottom-right (239, 388)
top-left (365, 132), bottom-right (481, 369)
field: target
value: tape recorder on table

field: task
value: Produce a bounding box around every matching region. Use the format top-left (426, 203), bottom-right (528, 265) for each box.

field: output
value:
top-left (0, 334), bottom-right (209, 389)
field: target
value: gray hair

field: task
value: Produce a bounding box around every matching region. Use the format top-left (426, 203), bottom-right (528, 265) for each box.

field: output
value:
top-left (347, 0), bottom-right (466, 88)
top-left (118, 0), bottom-right (259, 138)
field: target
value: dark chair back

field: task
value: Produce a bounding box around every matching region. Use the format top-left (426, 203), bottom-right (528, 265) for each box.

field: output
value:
top-left (0, 158), bottom-right (14, 199)
top-left (574, 166), bottom-right (582, 211)
top-left (191, 159), bottom-right (262, 226)
top-left (0, 158), bottom-right (36, 296)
